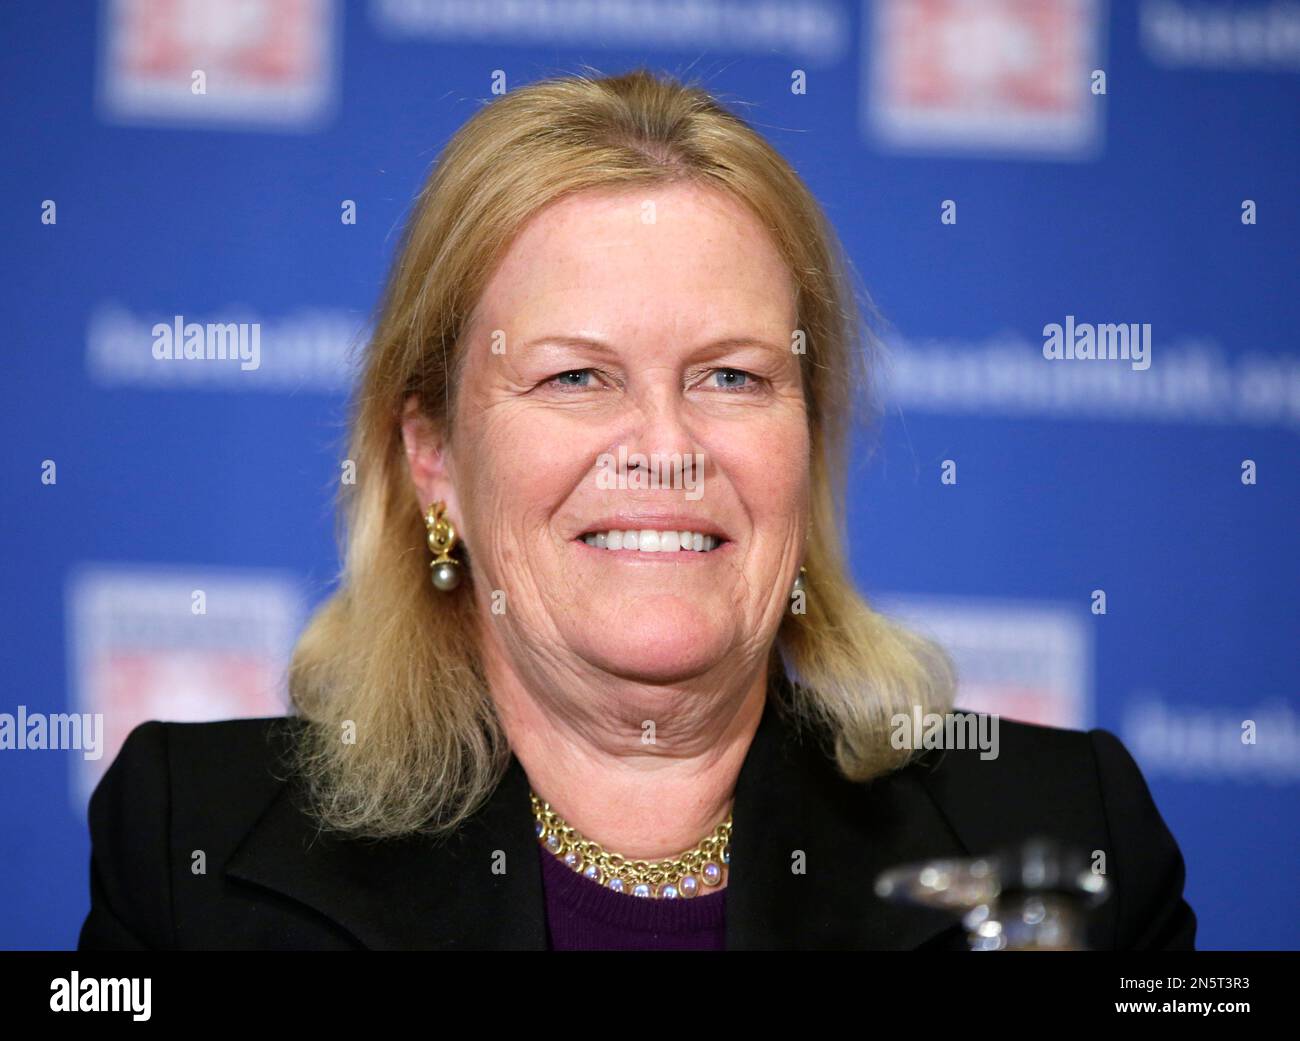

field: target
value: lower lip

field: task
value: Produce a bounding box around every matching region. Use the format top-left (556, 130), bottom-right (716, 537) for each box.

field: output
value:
top-left (572, 539), bottom-right (730, 562)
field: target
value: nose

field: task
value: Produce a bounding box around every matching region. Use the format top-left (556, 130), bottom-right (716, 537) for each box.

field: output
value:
top-left (607, 373), bottom-right (707, 488)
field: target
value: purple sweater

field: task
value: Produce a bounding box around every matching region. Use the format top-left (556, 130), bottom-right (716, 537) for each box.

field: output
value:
top-left (536, 842), bottom-right (726, 950)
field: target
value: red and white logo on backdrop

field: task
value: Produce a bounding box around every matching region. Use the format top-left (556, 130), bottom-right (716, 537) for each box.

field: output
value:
top-left (877, 594), bottom-right (1092, 730)
top-left (97, 0), bottom-right (337, 128)
top-left (66, 567), bottom-right (302, 809)
top-left (864, 0), bottom-right (1106, 157)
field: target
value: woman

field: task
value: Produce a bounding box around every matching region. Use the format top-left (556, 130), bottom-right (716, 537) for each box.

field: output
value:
top-left (78, 68), bottom-right (1195, 951)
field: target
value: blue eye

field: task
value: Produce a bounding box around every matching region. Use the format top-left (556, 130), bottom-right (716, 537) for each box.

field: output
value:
top-left (550, 369), bottom-right (593, 388)
top-left (712, 369), bottom-right (751, 390)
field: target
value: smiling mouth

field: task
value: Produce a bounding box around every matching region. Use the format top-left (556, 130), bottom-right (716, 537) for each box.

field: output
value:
top-left (576, 529), bottom-right (726, 554)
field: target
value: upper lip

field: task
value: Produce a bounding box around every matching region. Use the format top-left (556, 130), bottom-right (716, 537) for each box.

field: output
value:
top-left (575, 515), bottom-right (730, 541)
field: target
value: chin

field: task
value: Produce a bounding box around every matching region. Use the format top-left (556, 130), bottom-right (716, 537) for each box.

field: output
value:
top-left (569, 600), bottom-right (734, 684)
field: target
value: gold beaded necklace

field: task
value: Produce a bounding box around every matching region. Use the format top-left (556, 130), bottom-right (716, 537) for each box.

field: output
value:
top-left (530, 792), bottom-right (732, 899)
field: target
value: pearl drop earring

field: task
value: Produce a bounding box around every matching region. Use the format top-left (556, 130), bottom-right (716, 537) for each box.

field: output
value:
top-left (424, 501), bottom-right (463, 591)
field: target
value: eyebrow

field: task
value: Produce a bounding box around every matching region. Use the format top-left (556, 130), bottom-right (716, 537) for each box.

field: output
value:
top-left (519, 334), bottom-right (791, 356)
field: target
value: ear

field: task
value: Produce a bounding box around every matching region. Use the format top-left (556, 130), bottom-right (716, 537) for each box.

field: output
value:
top-left (400, 395), bottom-right (461, 525)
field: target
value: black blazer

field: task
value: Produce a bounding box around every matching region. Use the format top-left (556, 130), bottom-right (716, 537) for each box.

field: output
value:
top-left (77, 692), bottom-right (1196, 950)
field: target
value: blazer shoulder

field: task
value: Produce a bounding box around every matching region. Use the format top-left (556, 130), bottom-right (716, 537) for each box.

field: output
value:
top-left (907, 711), bottom-right (1096, 795)
top-left (903, 711), bottom-right (1195, 949)
top-left (78, 715), bottom-right (304, 950)
top-left (162, 715), bottom-right (303, 790)
top-left (1085, 726), bottom-right (1197, 949)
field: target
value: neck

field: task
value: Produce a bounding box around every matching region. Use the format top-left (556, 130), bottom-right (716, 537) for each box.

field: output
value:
top-left (483, 637), bottom-right (768, 861)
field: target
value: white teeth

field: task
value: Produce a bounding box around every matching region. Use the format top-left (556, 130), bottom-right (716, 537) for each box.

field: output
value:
top-left (579, 528), bottom-right (721, 553)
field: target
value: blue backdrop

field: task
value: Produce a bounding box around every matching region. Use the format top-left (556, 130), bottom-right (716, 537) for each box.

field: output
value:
top-left (2, 0), bottom-right (1296, 950)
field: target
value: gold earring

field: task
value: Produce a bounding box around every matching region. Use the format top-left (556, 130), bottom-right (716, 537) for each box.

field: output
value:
top-left (425, 501), bottom-right (462, 591)
top-left (791, 565), bottom-right (807, 596)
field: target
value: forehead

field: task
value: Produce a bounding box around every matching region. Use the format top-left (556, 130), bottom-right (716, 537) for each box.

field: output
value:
top-left (473, 182), bottom-right (796, 337)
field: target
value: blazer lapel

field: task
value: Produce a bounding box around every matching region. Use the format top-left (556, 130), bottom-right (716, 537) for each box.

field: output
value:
top-left (227, 687), bottom-right (972, 950)
top-left (226, 749), bottom-right (548, 950)
top-left (726, 691), bottom-right (972, 950)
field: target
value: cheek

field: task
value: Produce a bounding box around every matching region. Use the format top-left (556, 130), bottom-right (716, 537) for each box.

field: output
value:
top-left (708, 413), bottom-right (810, 512)
top-left (460, 408), bottom-right (589, 546)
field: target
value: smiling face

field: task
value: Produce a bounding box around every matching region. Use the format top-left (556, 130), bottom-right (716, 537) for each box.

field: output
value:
top-left (408, 182), bottom-right (810, 689)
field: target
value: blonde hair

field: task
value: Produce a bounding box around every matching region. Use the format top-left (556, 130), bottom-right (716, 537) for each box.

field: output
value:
top-left (287, 67), bottom-right (955, 839)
